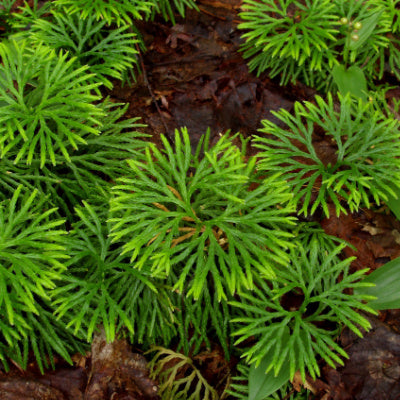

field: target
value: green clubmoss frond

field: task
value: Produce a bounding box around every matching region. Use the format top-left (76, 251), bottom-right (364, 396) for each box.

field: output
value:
top-left (255, 93), bottom-right (400, 217)
top-left (0, 39), bottom-right (104, 167)
top-left (110, 128), bottom-right (296, 301)
top-left (53, 201), bottom-right (177, 346)
top-left (231, 237), bottom-right (376, 381)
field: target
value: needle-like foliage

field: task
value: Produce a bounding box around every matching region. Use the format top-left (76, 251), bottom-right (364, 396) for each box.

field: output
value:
top-left (173, 275), bottom-right (233, 356)
top-left (150, 0), bottom-right (198, 24)
top-left (0, 39), bottom-right (103, 168)
top-left (53, 201), bottom-right (177, 346)
top-left (238, 0), bottom-right (338, 86)
top-left (373, 0), bottom-right (400, 81)
top-left (14, 7), bottom-right (140, 90)
top-left (254, 94), bottom-right (400, 217)
top-left (231, 233), bottom-right (376, 381)
top-left (0, 0), bottom-right (17, 36)
top-left (53, 0), bottom-right (153, 26)
top-left (110, 129), bottom-right (296, 301)
top-left (10, 0), bottom-right (51, 32)
top-left (239, 0), bottom-right (399, 91)
top-left (53, 0), bottom-right (198, 26)
top-left (0, 186), bottom-right (84, 372)
top-left (0, 99), bottom-right (147, 218)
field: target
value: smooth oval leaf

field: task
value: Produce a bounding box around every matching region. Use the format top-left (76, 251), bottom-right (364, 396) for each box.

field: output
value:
top-left (248, 327), bottom-right (290, 400)
top-left (332, 64), bottom-right (367, 101)
top-left (355, 257), bottom-right (400, 310)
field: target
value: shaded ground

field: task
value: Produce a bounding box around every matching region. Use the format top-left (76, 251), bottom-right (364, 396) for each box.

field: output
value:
top-left (1, 0), bottom-right (400, 398)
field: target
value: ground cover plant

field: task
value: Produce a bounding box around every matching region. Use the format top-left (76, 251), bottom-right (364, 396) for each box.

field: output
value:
top-left (0, 0), bottom-right (400, 399)
top-left (238, 0), bottom-right (400, 92)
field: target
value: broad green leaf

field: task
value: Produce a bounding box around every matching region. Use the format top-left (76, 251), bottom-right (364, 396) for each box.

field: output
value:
top-left (386, 184), bottom-right (400, 220)
top-left (349, 11), bottom-right (383, 51)
top-left (355, 257), bottom-right (400, 310)
top-left (248, 327), bottom-right (290, 400)
top-left (332, 65), bottom-right (367, 101)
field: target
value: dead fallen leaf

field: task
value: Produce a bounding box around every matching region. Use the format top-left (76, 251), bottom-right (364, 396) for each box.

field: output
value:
top-left (323, 317), bottom-right (400, 400)
top-left (85, 330), bottom-right (159, 400)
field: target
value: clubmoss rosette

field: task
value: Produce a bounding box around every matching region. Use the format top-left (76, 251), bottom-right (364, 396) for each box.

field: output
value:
top-left (110, 129), bottom-right (296, 301)
top-left (231, 233), bottom-right (376, 380)
top-left (255, 93), bottom-right (400, 217)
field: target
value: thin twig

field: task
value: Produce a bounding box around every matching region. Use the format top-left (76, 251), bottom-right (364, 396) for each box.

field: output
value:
top-left (135, 43), bottom-right (174, 144)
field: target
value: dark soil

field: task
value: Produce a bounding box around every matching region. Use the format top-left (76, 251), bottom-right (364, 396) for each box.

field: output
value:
top-left (1, 0), bottom-right (400, 399)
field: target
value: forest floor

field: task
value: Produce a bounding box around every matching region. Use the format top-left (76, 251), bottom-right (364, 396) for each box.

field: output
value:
top-left (1, 0), bottom-right (400, 399)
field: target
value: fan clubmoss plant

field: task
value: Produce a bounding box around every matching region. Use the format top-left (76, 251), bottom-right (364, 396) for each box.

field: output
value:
top-left (0, 0), bottom-right (17, 13)
top-left (13, 7), bottom-right (140, 90)
top-left (230, 234), bottom-right (376, 381)
top-left (238, 0), bottom-right (338, 87)
top-left (0, 186), bottom-right (84, 372)
top-left (53, 201), bottom-right (176, 345)
top-left (374, 0), bottom-right (400, 81)
top-left (150, 0), bottom-right (198, 24)
top-left (238, 0), bottom-right (399, 91)
top-left (0, 101), bottom-right (148, 218)
top-left (109, 128), bottom-right (296, 301)
top-left (53, 0), bottom-right (153, 26)
top-left (10, 0), bottom-right (52, 32)
top-left (0, 37), bottom-right (146, 216)
top-left (254, 93), bottom-right (400, 217)
top-left (0, 0), bottom-right (17, 36)
top-left (54, 0), bottom-right (198, 26)
top-left (174, 277), bottom-right (233, 356)
top-left (0, 39), bottom-right (104, 168)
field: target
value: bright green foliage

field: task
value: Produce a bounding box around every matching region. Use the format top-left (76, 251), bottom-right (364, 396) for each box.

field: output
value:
top-left (149, 347), bottom-right (219, 400)
top-left (380, 0), bottom-right (400, 33)
top-left (53, 202), bottom-right (176, 345)
top-left (0, 0), bottom-right (17, 36)
top-left (239, 0), bottom-right (399, 91)
top-left (254, 94), bottom-right (400, 217)
top-left (10, 0), bottom-right (52, 32)
top-left (334, 0), bottom-right (391, 82)
top-left (374, 0), bottom-right (400, 80)
top-left (174, 277), bottom-right (233, 356)
top-left (0, 186), bottom-right (84, 372)
top-left (5, 300), bottom-right (86, 374)
top-left (54, 0), bottom-right (198, 26)
top-left (0, 0), bottom-right (386, 384)
top-left (231, 235), bottom-right (376, 381)
top-left (54, 0), bottom-right (153, 26)
top-left (110, 128), bottom-right (296, 301)
top-left (151, 0), bottom-right (198, 24)
top-left (24, 101), bottom-right (146, 217)
top-left (46, 101), bottom-right (147, 211)
top-left (239, 0), bottom-right (338, 86)
top-left (0, 39), bottom-right (103, 168)
top-left (0, 99), bottom-right (147, 217)
top-left (22, 9), bottom-right (140, 89)
top-left (0, 0), bottom-right (17, 12)
top-left (0, 159), bottom-right (40, 201)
